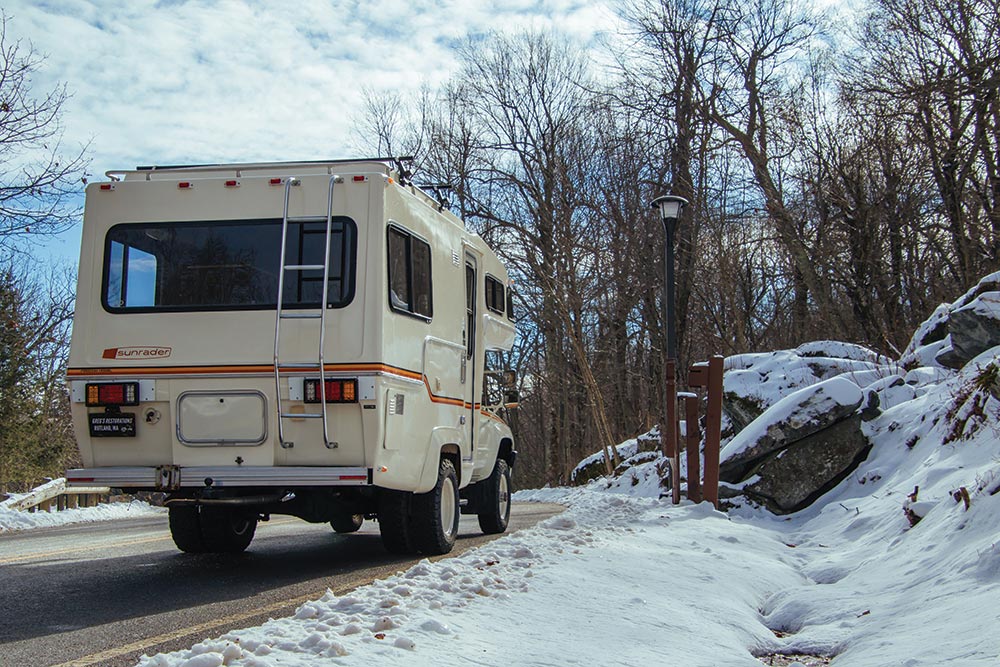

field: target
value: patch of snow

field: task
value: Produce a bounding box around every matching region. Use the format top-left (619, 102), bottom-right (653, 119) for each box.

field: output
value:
top-left (0, 500), bottom-right (164, 532)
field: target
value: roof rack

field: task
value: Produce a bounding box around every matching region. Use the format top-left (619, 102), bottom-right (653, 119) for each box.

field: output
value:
top-left (133, 156), bottom-right (413, 171)
top-left (106, 157), bottom-right (415, 181)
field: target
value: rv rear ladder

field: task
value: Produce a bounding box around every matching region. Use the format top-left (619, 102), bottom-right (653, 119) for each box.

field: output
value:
top-left (273, 175), bottom-right (341, 449)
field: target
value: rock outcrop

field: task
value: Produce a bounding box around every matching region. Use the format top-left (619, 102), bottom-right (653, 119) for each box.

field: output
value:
top-left (719, 377), bottom-right (865, 485)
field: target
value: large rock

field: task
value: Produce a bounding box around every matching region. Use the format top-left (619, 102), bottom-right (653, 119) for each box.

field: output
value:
top-left (742, 415), bottom-right (871, 514)
top-left (719, 376), bottom-right (864, 483)
top-left (722, 347), bottom-right (881, 432)
top-left (935, 292), bottom-right (1000, 369)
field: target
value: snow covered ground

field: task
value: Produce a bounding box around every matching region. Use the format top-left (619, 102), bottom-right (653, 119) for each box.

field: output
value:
top-left (0, 495), bottom-right (164, 532)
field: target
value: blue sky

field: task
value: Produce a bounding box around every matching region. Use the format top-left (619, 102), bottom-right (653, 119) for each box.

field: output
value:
top-left (6, 0), bottom-right (620, 264)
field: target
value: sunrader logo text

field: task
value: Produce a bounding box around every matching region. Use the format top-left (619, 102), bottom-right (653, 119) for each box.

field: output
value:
top-left (102, 346), bottom-right (172, 360)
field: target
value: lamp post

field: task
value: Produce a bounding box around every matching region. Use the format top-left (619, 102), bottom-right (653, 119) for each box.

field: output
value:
top-left (651, 194), bottom-right (689, 504)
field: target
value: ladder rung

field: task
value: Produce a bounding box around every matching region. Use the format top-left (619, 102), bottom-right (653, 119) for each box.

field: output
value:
top-left (279, 312), bottom-right (322, 319)
top-left (284, 264), bottom-right (326, 271)
top-left (277, 362), bottom-right (322, 370)
top-left (280, 413), bottom-right (324, 419)
top-left (286, 216), bottom-right (328, 223)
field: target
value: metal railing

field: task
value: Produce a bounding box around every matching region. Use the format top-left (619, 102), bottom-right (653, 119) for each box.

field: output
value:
top-left (1, 479), bottom-right (111, 513)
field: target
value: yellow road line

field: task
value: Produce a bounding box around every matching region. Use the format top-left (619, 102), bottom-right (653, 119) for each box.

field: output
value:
top-left (0, 517), bottom-right (297, 565)
top-left (51, 586), bottom-right (338, 667)
top-left (0, 535), bottom-right (169, 565)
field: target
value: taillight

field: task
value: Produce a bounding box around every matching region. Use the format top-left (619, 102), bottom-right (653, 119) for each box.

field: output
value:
top-left (86, 382), bottom-right (140, 407)
top-left (304, 378), bottom-right (358, 404)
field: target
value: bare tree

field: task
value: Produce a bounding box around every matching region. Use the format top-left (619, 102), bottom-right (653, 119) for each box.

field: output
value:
top-left (847, 0), bottom-right (1000, 288)
top-left (0, 14), bottom-right (88, 252)
top-left (0, 258), bottom-right (75, 492)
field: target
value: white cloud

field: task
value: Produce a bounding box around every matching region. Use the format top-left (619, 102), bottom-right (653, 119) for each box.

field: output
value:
top-left (5, 0), bottom-right (618, 179)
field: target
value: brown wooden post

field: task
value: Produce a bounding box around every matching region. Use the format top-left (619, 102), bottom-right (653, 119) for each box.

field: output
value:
top-left (684, 394), bottom-right (702, 503)
top-left (703, 355), bottom-right (724, 508)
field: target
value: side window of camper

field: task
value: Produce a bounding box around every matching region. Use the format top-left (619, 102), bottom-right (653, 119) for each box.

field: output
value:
top-left (387, 225), bottom-right (433, 319)
top-left (485, 275), bottom-right (505, 315)
top-left (506, 286), bottom-right (517, 322)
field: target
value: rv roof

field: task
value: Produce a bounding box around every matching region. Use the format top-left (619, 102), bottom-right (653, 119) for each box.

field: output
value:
top-left (108, 157), bottom-right (410, 182)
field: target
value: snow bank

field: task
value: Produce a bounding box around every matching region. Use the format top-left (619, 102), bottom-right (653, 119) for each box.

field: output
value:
top-left (138, 490), bottom-right (805, 667)
top-left (0, 500), bottom-right (164, 532)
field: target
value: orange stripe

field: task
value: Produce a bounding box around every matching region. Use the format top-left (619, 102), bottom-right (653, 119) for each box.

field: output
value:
top-left (480, 410), bottom-right (508, 425)
top-left (67, 362), bottom-right (422, 380)
top-left (67, 363), bottom-right (472, 408)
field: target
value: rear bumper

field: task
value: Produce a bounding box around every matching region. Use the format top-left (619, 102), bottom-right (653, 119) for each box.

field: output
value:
top-left (65, 465), bottom-right (372, 490)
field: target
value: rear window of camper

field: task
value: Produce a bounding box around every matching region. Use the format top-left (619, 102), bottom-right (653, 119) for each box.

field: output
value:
top-left (102, 218), bottom-right (357, 312)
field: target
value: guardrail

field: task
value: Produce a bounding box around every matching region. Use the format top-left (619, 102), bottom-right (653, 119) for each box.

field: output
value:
top-left (0, 479), bottom-right (111, 513)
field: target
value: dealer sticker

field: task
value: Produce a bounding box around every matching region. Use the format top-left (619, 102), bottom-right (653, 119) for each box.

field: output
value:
top-left (89, 413), bottom-right (137, 437)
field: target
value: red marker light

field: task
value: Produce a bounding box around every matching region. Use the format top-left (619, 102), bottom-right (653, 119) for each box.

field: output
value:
top-left (269, 178), bottom-right (283, 185)
top-left (225, 180), bottom-right (239, 187)
top-left (353, 175), bottom-right (367, 182)
top-left (100, 184), bottom-right (114, 191)
top-left (178, 181), bottom-right (192, 189)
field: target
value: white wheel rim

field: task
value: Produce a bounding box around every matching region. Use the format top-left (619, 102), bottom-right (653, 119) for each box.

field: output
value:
top-left (441, 476), bottom-right (457, 538)
top-left (499, 471), bottom-right (510, 519)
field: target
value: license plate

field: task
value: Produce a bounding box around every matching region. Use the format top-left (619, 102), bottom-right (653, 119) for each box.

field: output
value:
top-left (89, 412), bottom-right (137, 437)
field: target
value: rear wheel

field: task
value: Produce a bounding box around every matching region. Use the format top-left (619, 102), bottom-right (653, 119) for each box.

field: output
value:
top-left (168, 506), bottom-right (206, 553)
top-left (199, 507), bottom-right (257, 553)
top-left (378, 489), bottom-right (415, 554)
top-left (411, 458), bottom-right (460, 555)
top-left (330, 513), bottom-right (364, 534)
top-left (478, 458), bottom-right (512, 534)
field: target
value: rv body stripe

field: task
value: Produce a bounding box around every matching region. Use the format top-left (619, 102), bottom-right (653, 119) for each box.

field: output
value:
top-left (67, 362), bottom-right (421, 379)
top-left (66, 363), bottom-right (479, 409)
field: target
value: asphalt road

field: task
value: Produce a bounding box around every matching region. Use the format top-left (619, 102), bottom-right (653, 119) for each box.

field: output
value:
top-left (0, 502), bottom-right (563, 667)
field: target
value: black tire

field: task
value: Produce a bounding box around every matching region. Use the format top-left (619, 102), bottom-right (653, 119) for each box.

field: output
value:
top-left (168, 506), bottom-right (206, 553)
top-left (199, 507), bottom-right (257, 553)
top-left (378, 489), bottom-right (415, 554)
top-left (330, 513), bottom-right (364, 534)
top-left (411, 458), bottom-right (460, 555)
top-left (478, 458), bottom-right (512, 534)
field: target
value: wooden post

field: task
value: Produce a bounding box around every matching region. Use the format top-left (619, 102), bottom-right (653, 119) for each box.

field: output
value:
top-left (703, 355), bottom-right (724, 508)
top-left (684, 394), bottom-right (702, 503)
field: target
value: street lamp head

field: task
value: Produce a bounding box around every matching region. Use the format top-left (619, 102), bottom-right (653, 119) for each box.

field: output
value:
top-left (651, 194), bottom-right (689, 225)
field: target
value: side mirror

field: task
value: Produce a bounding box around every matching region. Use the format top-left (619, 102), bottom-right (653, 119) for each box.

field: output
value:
top-left (500, 370), bottom-right (517, 388)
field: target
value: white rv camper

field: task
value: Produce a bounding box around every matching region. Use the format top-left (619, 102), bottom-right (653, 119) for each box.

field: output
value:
top-left (65, 159), bottom-right (518, 556)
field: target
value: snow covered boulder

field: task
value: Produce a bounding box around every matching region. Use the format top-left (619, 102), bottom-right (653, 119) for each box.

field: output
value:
top-left (742, 414), bottom-right (870, 513)
top-left (935, 291), bottom-right (1000, 369)
top-left (719, 377), bottom-right (865, 485)
top-left (723, 345), bottom-right (884, 431)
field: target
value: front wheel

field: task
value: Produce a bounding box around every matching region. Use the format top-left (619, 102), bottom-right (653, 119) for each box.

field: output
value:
top-left (411, 458), bottom-right (460, 555)
top-left (478, 458), bottom-right (512, 534)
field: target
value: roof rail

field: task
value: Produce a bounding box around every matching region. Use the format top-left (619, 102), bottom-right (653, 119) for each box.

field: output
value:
top-left (133, 157), bottom-right (413, 171)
